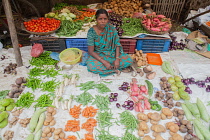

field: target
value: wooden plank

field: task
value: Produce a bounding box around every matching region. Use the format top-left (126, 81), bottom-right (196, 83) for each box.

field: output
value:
top-left (2, 0), bottom-right (23, 67)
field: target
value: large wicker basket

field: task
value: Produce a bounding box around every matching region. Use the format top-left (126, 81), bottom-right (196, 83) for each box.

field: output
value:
top-left (21, 18), bottom-right (60, 36)
top-left (141, 22), bottom-right (171, 35)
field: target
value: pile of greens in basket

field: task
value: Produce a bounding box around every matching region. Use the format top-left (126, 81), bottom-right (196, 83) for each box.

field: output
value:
top-left (121, 18), bottom-right (148, 36)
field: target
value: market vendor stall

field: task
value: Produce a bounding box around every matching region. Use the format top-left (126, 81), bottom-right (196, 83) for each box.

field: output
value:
top-left (1, 0), bottom-right (210, 140)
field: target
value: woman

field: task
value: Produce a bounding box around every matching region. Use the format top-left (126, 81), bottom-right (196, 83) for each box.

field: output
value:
top-left (86, 9), bottom-right (133, 77)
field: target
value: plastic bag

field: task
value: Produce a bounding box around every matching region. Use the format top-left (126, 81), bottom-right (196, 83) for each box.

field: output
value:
top-left (31, 43), bottom-right (44, 57)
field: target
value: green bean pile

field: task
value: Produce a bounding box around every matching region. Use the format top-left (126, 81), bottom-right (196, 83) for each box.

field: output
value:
top-left (78, 81), bottom-right (111, 93)
top-left (96, 129), bottom-right (120, 140)
top-left (121, 18), bottom-right (148, 36)
top-left (97, 110), bottom-right (114, 128)
top-left (56, 20), bottom-right (84, 37)
top-left (92, 95), bottom-right (110, 111)
top-left (121, 131), bottom-right (139, 140)
top-left (25, 77), bottom-right (42, 91)
top-left (29, 51), bottom-right (58, 66)
top-left (29, 67), bottom-right (60, 78)
top-left (34, 94), bottom-right (53, 108)
top-left (119, 111), bottom-right (138, 132)
top-left (75, 91), bottom-right (94, 106)
top-left (16, 92), bottom-right (35, 108)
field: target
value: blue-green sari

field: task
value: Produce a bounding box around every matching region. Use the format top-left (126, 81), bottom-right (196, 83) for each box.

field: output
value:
top-left (87, 23), bottom-right (133, 77)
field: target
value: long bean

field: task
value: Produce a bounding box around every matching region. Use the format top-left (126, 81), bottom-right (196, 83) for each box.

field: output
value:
top-left (96, 129), bottom-right (120, 140)
top-left (92, 95), bottom-right (110, 111)
top-left (78, 81), bottom-right (111, 93)
top-left (97, 110), bottom-right (114, 128)
top-left (119, 111), bottom-right (138, 132)
top-left (121, 131), bottom-right (139, 140)
top-left (25, 77), bottom-right (42, 91)
top-left (0, 90), bottom-right (9, 99)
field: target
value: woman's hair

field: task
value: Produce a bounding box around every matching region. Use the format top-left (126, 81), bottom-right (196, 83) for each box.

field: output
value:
top-left (95, 9), bottom-right (109, 19)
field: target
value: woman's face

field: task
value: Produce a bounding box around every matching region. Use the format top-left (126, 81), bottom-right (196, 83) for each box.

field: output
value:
top-left (96, 14), bottom-right (109, 28)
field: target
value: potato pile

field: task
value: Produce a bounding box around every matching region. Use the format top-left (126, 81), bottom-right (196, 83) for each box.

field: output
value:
top-left (172, 108), bottom-right (185, 120)
top-left (8, 77), bottom-right (27, 98)
top-left (160, 77), bottom-right (172, 92)
top-left (101, 0), bottom-right (144, 17)
top-left (41, 126), bottom-right (55, 140)
top-left (44, 107), bottom-right (56, 126)
top-left (3, 63), bottom-right (17, 75)
top-left (131, 50), bottom-right (148, 67)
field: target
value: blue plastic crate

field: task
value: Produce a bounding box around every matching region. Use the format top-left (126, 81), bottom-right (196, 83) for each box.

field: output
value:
top-left (136, 39), bottom-right (171, 53)
top-left (66, 38), bottom-right (88, 52)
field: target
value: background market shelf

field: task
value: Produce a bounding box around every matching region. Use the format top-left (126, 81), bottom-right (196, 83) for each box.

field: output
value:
top-left (30, 37), bottom-right (66, 52)
top-left (30, 37), bottom-right (171, 54)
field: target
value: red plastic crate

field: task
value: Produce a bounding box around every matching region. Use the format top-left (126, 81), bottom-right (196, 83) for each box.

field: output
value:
top-left (120, 39), bottom-right (137, 54)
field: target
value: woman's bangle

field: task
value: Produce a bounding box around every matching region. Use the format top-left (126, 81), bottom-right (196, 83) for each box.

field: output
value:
top-left (116, 57), bottom-right (120, 59)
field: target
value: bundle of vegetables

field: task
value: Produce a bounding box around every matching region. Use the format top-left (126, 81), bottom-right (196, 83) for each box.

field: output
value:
top-left (15, 92), bottom-right (35, 108)
top-left (141, 12), bottom-right (172, 34)
top-left (29, 51), bottom-right (59, 66)
top-left (0, 98), bottom-right (15, 111)
top-left (121, 18), bottom-right (147, 36)
top-left (29, 67), bottom-right (60, 78)
top-left (23, 17), bottom-right (61, 33)
top-left (169, 35), bottom-right (187, 51)
top-left (0, 90), bottom-right (9, 99)
top-left (56, 20), bottom-right (84, 37)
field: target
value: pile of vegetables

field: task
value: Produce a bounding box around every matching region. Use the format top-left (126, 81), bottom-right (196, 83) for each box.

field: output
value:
top-left (3, 63), bottom-right (17, 75)
top-left (0, 98), bottom-right (15, 111)
top-left (0, 111), bottom-right (9, 128)
top-left (121, 18), bottom-right (147, 36)
top-left (101, 0), bottom-right (145, 18)
top-left (8, 77), bottom-right (27, 98)
top-left (0, 90), bottom-right (9, 100)
top-left (109, 12), bottom-right (123, 36)
top-left (169, 36), bottom-right (187, 51)
top-left (56, 20), bottom-right (84, 37)
top-left (29, 51), bottom-right (59, 66)
top-left (23, 17), bottom-right (61, 33)
top-left (141, 12), bottom-right (172, 33)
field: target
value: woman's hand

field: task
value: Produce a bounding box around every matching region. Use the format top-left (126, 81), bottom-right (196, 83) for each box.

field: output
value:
top-left (103, 60), bottom-right (113, 70)
top-left (114, 59), bottom-right (120, 69)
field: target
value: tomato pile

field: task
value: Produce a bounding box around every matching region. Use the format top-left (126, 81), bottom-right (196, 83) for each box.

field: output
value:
top-left (23, 17), bottom-right (61, 32)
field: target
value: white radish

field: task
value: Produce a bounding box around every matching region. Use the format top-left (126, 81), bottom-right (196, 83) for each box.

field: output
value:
top-left (61, 101), bottom-right (65, 110)
top-left (58, 81), bottom-right (64, 96)
top-left (64, 77), bottom-right (69, 87)
top-left (54, 97), bottom-right (59, 109)
top-left (68, 96), bottom-right (74, 110)
top-left (64, 100), bottom-right (69, 110)
top-left (70, 74), bottom-right (77, 85)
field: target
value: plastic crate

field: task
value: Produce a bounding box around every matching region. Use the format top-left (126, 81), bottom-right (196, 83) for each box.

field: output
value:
top-left (66, 39), bottom-right (88, 52)
top-left (136, 38), bottom-right (171, 53)
top-left (120, 39), bottom-right (137, 54)
top-left (30, 38), bottom-right (66, 52)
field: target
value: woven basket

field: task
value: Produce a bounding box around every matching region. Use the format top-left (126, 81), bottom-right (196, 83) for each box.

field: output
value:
top-left (59, 48), bottom-right (82, 65)
top-left (21, 18), bottom-right (60, 36)
top-left (141, 22), bottom-right (171, 35)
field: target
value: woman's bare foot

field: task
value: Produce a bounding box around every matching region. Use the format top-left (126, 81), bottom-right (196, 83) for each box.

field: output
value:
top-left (115, 70), bottom-right (121, 76)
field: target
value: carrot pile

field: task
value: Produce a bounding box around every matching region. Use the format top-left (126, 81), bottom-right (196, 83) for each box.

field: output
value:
top-left (81, 133), bottom-right (94, 140)
top-left (70, 104), bottom-right (82, 118)
top-left (206, 21), bottom-right (210, 27)
top-left (74, 11), bottom-right (96, 21)
top-left (64, 120), bottom-right (80, 132)
top-left (82, 118), bottom-right (97, 133)
top-left (82, 106), bottom-right (98, 118)
top-left (62, 135), bottom-right (77, 140)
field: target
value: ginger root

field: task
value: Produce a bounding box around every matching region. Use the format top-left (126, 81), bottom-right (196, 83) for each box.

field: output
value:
top-left (169, 133), bottom-right (184, 140)
top-left (143, 135), bottom-right (153, 140)
top-left (137, 113), bottom-right (149, 122)
top-left (151, 124), bottom-right (166, 133)
top-left (138, 121), bottom-right (149, 135)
